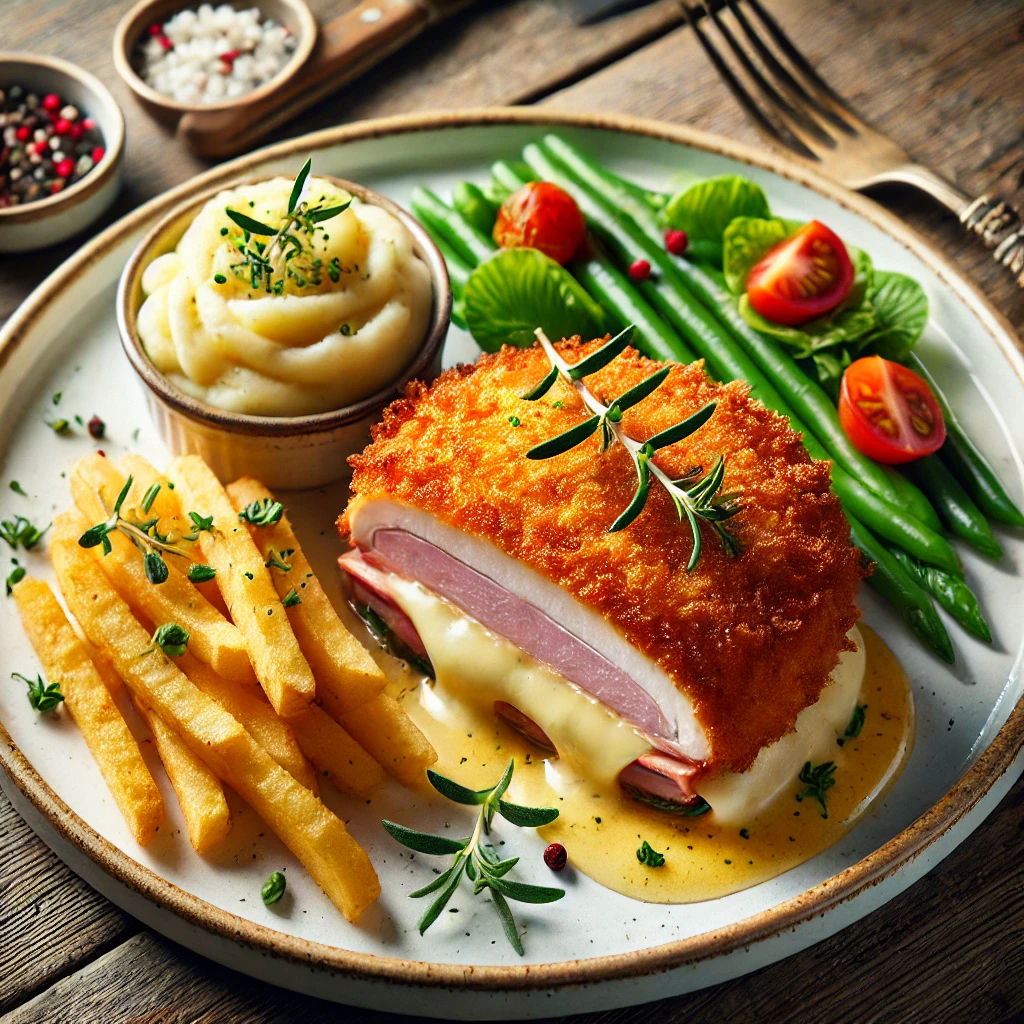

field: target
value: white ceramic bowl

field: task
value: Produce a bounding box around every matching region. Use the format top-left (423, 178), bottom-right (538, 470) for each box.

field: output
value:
top-left (0, 53), bottom-right (125, 253)
top-left (117, 174), bottom-right (452, 489)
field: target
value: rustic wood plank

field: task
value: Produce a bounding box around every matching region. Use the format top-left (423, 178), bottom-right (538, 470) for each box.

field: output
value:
top-left (545, 0), bottom-right (1024, 333)
top-left (0, 786), bottom-right (139, 1014)
top-left (0, 0), bottom-right (684, 327)
top-left (4, 773), bottom-right (1023, 1024)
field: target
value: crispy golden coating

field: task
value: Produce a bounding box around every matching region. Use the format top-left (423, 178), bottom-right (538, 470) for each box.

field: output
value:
top-left (342, 340), bottom-right (863, 776)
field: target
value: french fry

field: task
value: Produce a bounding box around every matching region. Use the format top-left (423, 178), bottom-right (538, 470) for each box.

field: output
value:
top-left (70, 456), bottom-right (255, 687)
top-left (226, 478), bottom-right (386, 715)
top-left (49, 519), bottom-right (380, 922)
top-left (135, 701), bottom-right (232, 854)
top-left (167, 456), bottom-right (316, 718)
top-left (339, 694), bottom-right (437, 785)
top-left (176, 650), bottom-right (319, 795)
top-left (118, 453), bottom-right (229, 615)
top-left (286, 705), bottom-right (386, 797)
top-left (12, 576), bottom-right (164, 845)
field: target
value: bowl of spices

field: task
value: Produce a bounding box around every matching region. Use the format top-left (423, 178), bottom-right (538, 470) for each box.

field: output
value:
top-left (0, 53), bottom-right (124, 253)
top-left (114, 0), bottom-right (316, 149)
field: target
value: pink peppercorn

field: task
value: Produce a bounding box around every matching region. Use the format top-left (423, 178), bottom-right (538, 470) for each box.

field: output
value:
top-left (82, 117), bottom-right (96, 131)
top-left (543, 843), bottom-right (567, 871)
top-left (41, 93), bottom-right (61, 112)
top-left (14, 125), bottom-right (30, 142)
top-left (55, 158), bottom-right (75, 178)
top-left (628, 258), bottom-right (652, 282)
top-left (54, 118), bottom-right (72, 136)
top-left (148, 22), bottom-right (164, 35)
top-left (50, 181), bottom-right (64, 194)
top-left (664, 228), bottom-right (689, 256)
top-left (159, 35), bottom-right (173, 50)
top-left (69, 122), bottom-right (85, 141)
top-left (91, 146), bottom-right (106, 164)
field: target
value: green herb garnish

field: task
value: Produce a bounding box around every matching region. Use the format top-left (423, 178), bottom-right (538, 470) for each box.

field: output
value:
top-left (636, 840), bottom-right (666, 867)
top-left (6, 564), bottom-right (25, 595)
top-left (188, 511), bottom-right (214, 533)
top-left (224, 158), bottom-right (351, 294)
top-left (261, 870), bottom-right (286, 905)
top-left (48, 417), bottom-right (71, 435)
top-left (238, 498), bottom-right (284, 527)
top-left (796, 761), bottom-right (837, 819)
top-left (143, 622), bottom-right (189, 658)
top-left (265, 548), bottom-right (292, 572)
top-left (188, 564), bottom-right (217, 583)
top-left (14, 672), bottom-right (64, 713)
top-left (1, 515), bottom-right (50, 551)
top-left (845, 704), bottom-right (866, 740)
top-left (9, 481), bottom-right (26, 497)
top-left (523, 327), bottom-right (741, 569)
top-left (382, 760), bottom-right (562, 955)
top-left (282, 587), bottom-right (301, 608)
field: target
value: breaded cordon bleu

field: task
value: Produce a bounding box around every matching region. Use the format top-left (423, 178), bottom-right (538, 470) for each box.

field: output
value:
top-left (338, 338), bottom-right (865, 823)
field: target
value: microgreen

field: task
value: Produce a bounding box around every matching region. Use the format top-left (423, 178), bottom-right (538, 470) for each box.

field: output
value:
top-left (522, 327), bottom-right (741, 569)
top-left (238, 498), bottom-right (284, 527)
top-left (382, 760), bottom-right (563, 955)
top-left (796, 761), bottom-right (837, 818)
top-left (142, 622), bottom-right (190, 658)
top-left (262, 870), bottom-right (286, 905)
top-left (636, 840), bottom-right (665, 868)
top-left (224, 158), bottom-right (352, 294)
top-left (1, 515), bottom-right (50, 551)
top-left (282, 587), bottom-right (301, 608)
top-left (14, 671), bottom-right (64, 713)
top-left (78, 475), bottom-right (199, 584)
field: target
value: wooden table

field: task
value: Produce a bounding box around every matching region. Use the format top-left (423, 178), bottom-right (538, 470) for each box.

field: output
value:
top-left (1, 0), bottom-right (1022, 1020)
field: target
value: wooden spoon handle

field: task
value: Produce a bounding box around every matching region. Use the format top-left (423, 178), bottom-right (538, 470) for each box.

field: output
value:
top-left (178, 0), bottom-right (469, 158)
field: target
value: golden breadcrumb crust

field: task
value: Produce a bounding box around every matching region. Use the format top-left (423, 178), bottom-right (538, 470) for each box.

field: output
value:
top-left (341, 340), bottom-right (863, 776)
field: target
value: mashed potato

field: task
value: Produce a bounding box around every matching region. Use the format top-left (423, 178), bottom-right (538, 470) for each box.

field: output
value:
top-left (136, 176), bottom-right (433, 417)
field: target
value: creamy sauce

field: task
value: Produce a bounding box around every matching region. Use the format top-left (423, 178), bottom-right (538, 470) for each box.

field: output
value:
top-left (137, 176), bottom-right (432, 416)
top-left (392, 621), bottom-right (912, 904)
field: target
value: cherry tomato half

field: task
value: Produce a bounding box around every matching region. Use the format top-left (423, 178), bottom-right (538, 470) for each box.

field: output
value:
top-left (493, 182), bottom-right (586, 266)
top-left (746, 220), bottom-right (854, 326)
top-left (838, 355), bottom-right (946, 465)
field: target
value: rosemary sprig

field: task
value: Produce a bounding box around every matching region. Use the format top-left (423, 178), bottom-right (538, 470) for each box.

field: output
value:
top-left (796, 760), bottom-right (837, 819)
top-left (77, 475), bottom-right (207, 586)
top-left (522, 328), bottom-right (741, 570)
top-left (223, 158), bottom-right (352, 295)
top-left (382, 760), bottom-right (563, 955)
top-left (14, 671), bottom-right (64, 713)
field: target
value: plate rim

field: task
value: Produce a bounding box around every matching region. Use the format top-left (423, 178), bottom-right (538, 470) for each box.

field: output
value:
top-left (1, 106), bottom-right (1023, 992)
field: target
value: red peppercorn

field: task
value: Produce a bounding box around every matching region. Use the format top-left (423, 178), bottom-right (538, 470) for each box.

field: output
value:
top-left (543, 843), bottom-right (567, 871)
top-left (41, 93), bottom-right (61, 112)
top-left (221, 48), bottom-right (241, 63)
top-left (15, 125), bottom-right (30, 142)
top-left (148, 22), bottom-right (164, 35)
top-left (664, 228), bottom-right (689, 256)
top-left (87, 415), bottom-right (106, 440)
top-left (69, 122), bottom-right (85, 141)
top-left (82, 117), bottom-right (96, 131)
top-left (91, 147), bottom-right (106, 164)
top-left (159, 35), bottom-right (173, 50)
top-left (50, 181), bottom-right (64, 194)
top-left (628, 258), bottom-right (652, 282)
top-left (55, 158), bottom-right (75, 179)
top-left (54, 118), bottom-right (72, 136)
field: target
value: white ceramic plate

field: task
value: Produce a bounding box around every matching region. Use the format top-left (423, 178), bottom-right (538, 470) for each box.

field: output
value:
top-left (1, 111), bottom-right (1023, 1020)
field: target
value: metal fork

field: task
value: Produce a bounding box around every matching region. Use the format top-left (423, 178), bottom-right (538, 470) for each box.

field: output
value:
top-left (680, 0), bottom-right (1024, 287)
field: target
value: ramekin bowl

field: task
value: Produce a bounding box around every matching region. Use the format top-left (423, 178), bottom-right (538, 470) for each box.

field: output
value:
top-left (117, 174), bottom-right (451, 490)
top-left (0, 54), bottom-right (125, 253)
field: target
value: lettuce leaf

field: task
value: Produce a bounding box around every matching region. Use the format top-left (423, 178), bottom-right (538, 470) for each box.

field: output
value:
top-left (722, 216), bottom-right (803, 294)
top-left (663, 175), bottom-right (771, 245)
top-left (464, 247), bottom-right (607, 352)
top-left (861, 271), bottom-right (929, 361)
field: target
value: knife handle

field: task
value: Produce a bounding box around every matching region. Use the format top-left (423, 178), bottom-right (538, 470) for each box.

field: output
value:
top-left (178, 0), bottom-right (469, 158)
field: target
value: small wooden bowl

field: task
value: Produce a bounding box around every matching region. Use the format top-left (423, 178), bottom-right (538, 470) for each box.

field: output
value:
top-left (116, 172), bottom-right (452, 489)
top-left (0, 53), bottom-right (125, 253)
top-left (113, 0), bottom-right (317, 128)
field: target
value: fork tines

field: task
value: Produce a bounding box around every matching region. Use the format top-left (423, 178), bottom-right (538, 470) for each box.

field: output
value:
top-left (680, 0), bottom-right (871, 161)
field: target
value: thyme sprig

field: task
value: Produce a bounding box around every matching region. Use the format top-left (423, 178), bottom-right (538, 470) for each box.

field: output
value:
top-left (522, 327), bottom-right (741, 570)
top-left (1, 515), bottom-right (49, 551)
top-left (382, 760), bottom-right (563, 955)
top-left (77, 476), bottom-right (207, 586)
top-left (14, 672), bottom-right (64, 713)
top-left (238, 497), bottom-right (283, 527)
top-left (223, 158), bottom-right (352, 294)
top-left (796, 760), bottom-right (837, 819)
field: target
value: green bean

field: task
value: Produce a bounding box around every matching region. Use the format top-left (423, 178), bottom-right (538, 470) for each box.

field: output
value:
top-left (847, 516), bottom-right (954, 663)
top-left (889, 548), bottom-right (991, 643)
top-left (428, 232), bottom-right (472, 330)
top-left (571, 246), bottom-right (696, 363)
top-left (410, 187), bottom-right (495, 267)
top-left (907, 353), bottom-right (1024, 528)
top-left (490, 160), bottom-right (536, 197)
top-left (539, 133), bottom-right (936, 519)
top-left (451, 181), bottom-right (499, 238)
top-left (905, 455), bottom-right (1002, 559)
top-left (883, 465), bottom-right (943, 535)
top-left (528, 138), bottom-right (962, 574)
